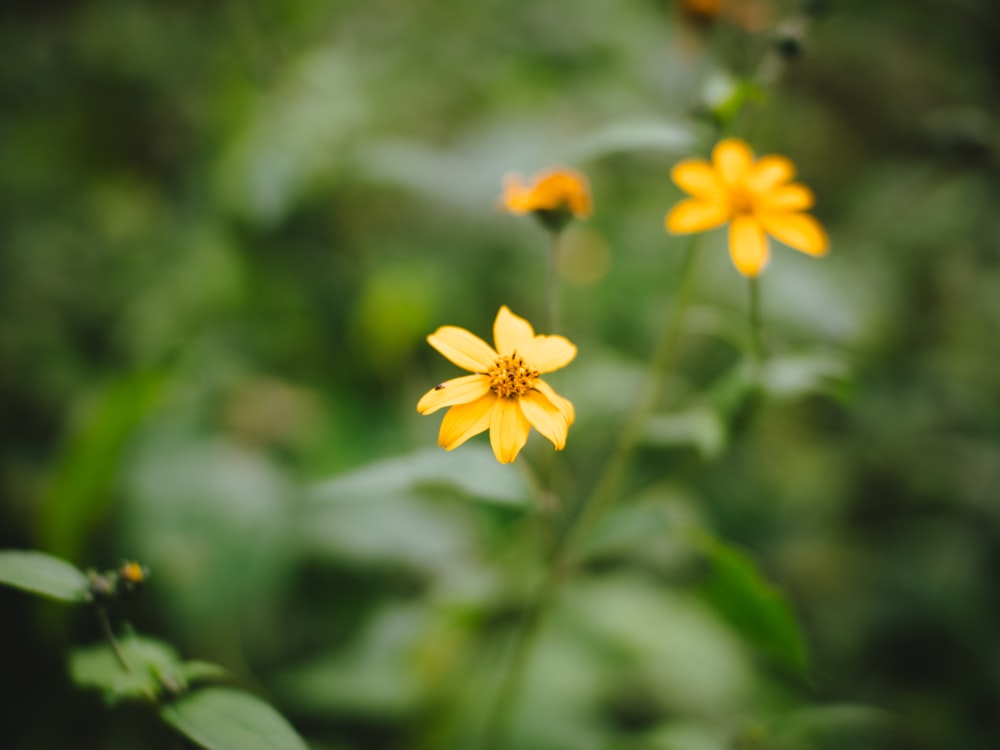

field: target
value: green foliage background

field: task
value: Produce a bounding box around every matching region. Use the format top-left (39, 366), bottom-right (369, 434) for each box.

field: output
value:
top-left (2, 0), bottom-right (1000, 748)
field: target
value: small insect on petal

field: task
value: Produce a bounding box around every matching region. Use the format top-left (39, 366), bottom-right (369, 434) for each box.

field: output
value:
top-left (434, 383), bottom-right (446, 390)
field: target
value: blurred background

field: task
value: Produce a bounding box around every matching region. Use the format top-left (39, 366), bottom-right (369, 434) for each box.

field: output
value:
top-left (2, 0), bottom-right (1000, 748)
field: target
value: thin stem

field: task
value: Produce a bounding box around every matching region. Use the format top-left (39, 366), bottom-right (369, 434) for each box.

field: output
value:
top-left (480, 236), bottom-right (702, 749)
top-left (96, 606), bottom-right (131, 673)
top-left (555, 234), bottom-right (702, 560)
top-left (546, 229), bottom-right (562, 332)
top-left (749, 275), bottom-right (763, 365)
top-left (480, 570), bottom-right (560, 750)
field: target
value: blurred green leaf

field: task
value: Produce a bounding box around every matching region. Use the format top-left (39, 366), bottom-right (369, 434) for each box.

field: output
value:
top-left (297, 489), bottom-right (477, 572)
top-left (70, 635), bottom-right (228, 705)
top-left (567, 119), bottom-right (696, 161)
top-left (39, 370), bottom-right (169, 562)
top-left (695, 536), bottom-right (808, 677)
top-left (274, 603), bottom-right (429, 719)
top-left (161, 687), bottom-right (308, 750)
top-left (299, 446), bottom-right (526, 571)
top-left (762, 353), bottom-right (852, 401)
top-left (180, 661), bottom-right (232, 687)
top-left (577, 503), bottom-right (674, 561)
top-left (215, 48), bottom-right (368, 224)
top-left (703, 73), bottom-right (765, 126)
top-left (642, 405), bottom-right (727, 459)
top-left (0, 550), bottom-right (90, 603)
top-left (769, 703), bottom-right (900, 750)
top-left (122, 437), bottom-right (292, 631)
top-left (562, 575), bottom-right (753, 714)
top-left (310, 446), bottom-right (532, 506)
top-left (634, 719), bottom-right (729, 750)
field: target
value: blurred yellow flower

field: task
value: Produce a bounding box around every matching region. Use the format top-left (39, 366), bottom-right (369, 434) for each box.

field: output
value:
top-left (501, 168), bottom-right (592, 229)
top-left (120, 561), bottom-right (145, 584)
top-left (665, 138), bottom-right (828, 277)
top-left (679, 0), bottom-right (723, 25)
top-left (417, 306), bottom-right (576, 464)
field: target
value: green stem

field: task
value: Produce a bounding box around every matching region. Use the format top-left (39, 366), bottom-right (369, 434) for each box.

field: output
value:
top-left (556, 234), bottom-right (701, 560)
top-left (547, 229), bottom-right (562, 332)
top-left (97, 606), bottom-right (131, 673)
top-left (749, 274), bottom-right (763, 366)
top-left (480, 236), bottom-right (701, 749)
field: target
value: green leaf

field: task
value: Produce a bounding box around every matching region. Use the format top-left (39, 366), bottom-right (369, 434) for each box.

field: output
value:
top-left (0, 550), bottom-right (90, 603)
top-left (762, 353), bottom-right (852, 401)
top-left (578, 503), bottom-right (674, 561)
top-left (695, 536), bottom-right (808, 677)
top-left (161, 687), bottom-right (309, 750)
top-left (702, 73), bottom-right (765, 125)
top-left (566, 119), bottom-right (696, 160)
top-left (273, 603), bottom-right (429, 718)
top-left (310, 446), bottom-right (532, 506)
top-left (70, 635), bottom-right (179, 704)
top-left (39, 370), bottom-right (168, 562)
top-left (769, 704), bottom-right (899, 750)
top-left (70, 634), bottom-right (230, 704)
top-left (180, 660), bottom-right (232, 687)
top-left (642, 406), bottom-right (727, 459)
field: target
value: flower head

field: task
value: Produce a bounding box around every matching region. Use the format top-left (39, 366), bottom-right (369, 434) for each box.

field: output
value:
top-left (665, 138), bottom-right (828, 277)
top-left (679, 0), bottom-right (723, 25)
top-left (501, 168), bottom-right (592, 231)
top-left (417, 306), bottom-right (576, 464)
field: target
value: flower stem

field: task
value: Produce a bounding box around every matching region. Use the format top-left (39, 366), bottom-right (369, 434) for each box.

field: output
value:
top-left (749, 275), bottom-right (763, 366)
top-left (480, 236), bottom-right (701, 749)
top-left (556, 234), bottom-right (701, 559)
top-left (96, 606), bottom-right (131, 673)
top-left (547, 228), bottom-right (562, 332)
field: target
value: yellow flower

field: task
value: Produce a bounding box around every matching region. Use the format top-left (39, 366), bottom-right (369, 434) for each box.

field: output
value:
top-left (679, 0), bottom-right (723, 25)
top-left (665, 138), bottom-right (828, 277)
top-left (417, 306), bottom-right (576, 464)
top-left (501, 168), bottom-right (592, 231)
top-left (120, 561), bottom-right (145, 585)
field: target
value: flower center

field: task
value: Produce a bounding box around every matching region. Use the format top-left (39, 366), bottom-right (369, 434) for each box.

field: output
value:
top-left (488, 354), bottom-right (539, 399)
top-left (729, 186), bottom-right (755, 216)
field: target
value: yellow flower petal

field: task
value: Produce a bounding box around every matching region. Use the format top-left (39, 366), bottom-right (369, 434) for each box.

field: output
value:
top-left (533, 379), bottom-right (575, 426)
top-left (493, 305), bottom-right (535, 355)
top-left (747, 155), bottom-right (795, 193)
top-left (438, 393), bottom-right (497, 450)
top-left (501, 169), bottom-right (592, 218)
top-left (728, 215), bottom-right (770, 277)
top-left (757, 183), bottom-right (814, 212)
top-left (489, 397), bottom-right (531, 464)
top-left (519, 390), bottom-right (569, 450)
top-left (713, 138), bottom-right (754, 186)
top-left (671, 159), bottom-right (726, 201)
top-left (427, 326), bottom-right (497, 372)
top-left (416, 374), bottom-right (491, 414)
top-left (519, 335), bottom-right (577, 373)
top-left (758, 212), bottom-right (829, 257)
top-left (501, 174), bottom-right (532, 214)
top-left (665, 198), bottom-right (730, 234)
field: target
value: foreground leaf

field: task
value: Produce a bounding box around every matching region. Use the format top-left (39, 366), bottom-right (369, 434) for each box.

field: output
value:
top-left (161, 687), bottom-right (308, 750)
top-left (70, 635), bottom-right (228, 705)
top-left (0, 550), bottom-right (90, 603)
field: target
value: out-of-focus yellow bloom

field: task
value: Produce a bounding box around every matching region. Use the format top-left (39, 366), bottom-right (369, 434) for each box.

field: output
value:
top-left (501, 168), bottom-right (592, 230)
top-left (666, 138), bottom-right (828, 277)
top-left (417, 306), bottom-right (576, 464)
top-left (120, 561), bottom-right (145, 584)
top-left (680, 0), bottom-right (723, 25)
